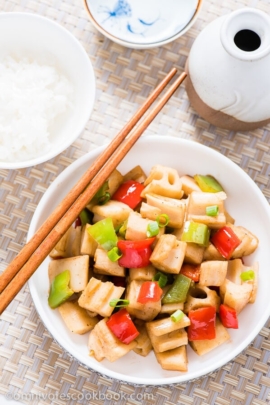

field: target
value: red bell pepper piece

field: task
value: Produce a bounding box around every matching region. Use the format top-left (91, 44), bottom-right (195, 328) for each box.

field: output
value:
top-left (117, 237), bottom-right (155, 268)
top-left (219, 304), bottom-right (238, 329)
top-left (118, 238), bottom-right (155, 250)
top-left (112, 180), bottom-right (145, 209)
top-left (188, 306), bottom-right (216, 340)
top-left (118, 246), bottom-right (152, 268)
top-left (106, 308), bottom-right (139, 344)
top-left (180, 264), bottom-right (201, 282)
top-left (137, 281), bottom-right (163, 304)
top-left (211, 226), bottom-right (241, 259)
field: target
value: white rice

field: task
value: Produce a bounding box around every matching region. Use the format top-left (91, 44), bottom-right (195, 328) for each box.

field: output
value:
top-left (0, 56), bottom-right (73, 163)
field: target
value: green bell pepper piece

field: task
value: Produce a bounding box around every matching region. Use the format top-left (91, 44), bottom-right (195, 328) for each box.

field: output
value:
top-left (48, 270), bottom-right (74, 309)
top-left (162, 274), bottom-right (192, 304)
top-left (79, 208), bottom-right (92, 225)
top-left (181, 221), bottom-right (210, 247)
top-left (194, 174), bottom-right (224, 193)
top-left (87, 217), bottom-right (118, 250)
top-left (240, 270), bottom-right (255, 281)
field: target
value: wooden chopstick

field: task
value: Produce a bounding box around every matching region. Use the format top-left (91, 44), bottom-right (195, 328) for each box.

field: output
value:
top-left (0, 69), bottom-right (187, 315)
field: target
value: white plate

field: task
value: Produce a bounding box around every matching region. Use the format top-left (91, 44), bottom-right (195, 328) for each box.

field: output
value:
top-left (28, 136), bottom-right (270, 385)
top-left (84, 0), bottom-right (202, 48)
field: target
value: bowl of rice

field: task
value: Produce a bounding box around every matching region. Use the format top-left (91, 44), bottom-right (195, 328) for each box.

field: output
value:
top-left (0, 12), bottom-right (96, 169)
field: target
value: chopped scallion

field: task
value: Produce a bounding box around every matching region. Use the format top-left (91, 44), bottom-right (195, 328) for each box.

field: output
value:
top-left (206, 205), bottom-right (219, 216)
top-left (153, 272), bottom-right (168, 288)
top-left (147, 221), bottom-right (159, 237)
top-left (170, 309), bottom-right (184, 322)
top-left (157, 214), bottom-right (169, 228)
top-left (118, 220), bottom-right (127, 237)
top-left (240, 270), bottom-right (255, 282)
top-left (97, 192), bottom-right (111, 205)
top-left (109, 298), bottom-right (129, 308)
top-left (108, 247), bottom-right (122, 262)
top-left (94, 181), bottom-right (108, 198)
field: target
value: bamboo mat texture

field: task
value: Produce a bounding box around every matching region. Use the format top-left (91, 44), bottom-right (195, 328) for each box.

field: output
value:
top-left (0, 0), bottom-right (270, 404)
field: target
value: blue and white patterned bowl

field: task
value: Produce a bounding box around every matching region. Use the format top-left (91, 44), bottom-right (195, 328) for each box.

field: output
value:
top-left (83, 0), bottom-right (203, 49)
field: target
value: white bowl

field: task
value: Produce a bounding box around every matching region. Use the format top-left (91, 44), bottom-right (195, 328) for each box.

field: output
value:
top-left (83, 0), bottom-right (203, 49)
top-left (0, 12), bottom-right (95, 169)
top-left (28, 136), bottom-right (270, 385)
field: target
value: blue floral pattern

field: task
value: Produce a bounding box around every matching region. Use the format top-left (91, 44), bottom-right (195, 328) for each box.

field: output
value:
top-left (99, 0), bottom-right (132, 22)
top-left (98, 0), bottom-right (159, 36)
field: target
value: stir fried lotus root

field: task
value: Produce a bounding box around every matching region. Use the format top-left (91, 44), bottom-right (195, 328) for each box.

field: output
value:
top-left (47, 166), bottom-right (259, 372)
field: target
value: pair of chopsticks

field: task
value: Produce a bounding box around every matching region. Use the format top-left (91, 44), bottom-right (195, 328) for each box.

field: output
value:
top-left (0, 68), bottom-right (187, 315)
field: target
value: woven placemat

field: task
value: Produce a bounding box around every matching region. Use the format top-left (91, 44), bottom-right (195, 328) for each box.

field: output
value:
top-left (1, 0), bottom-right (270, 404)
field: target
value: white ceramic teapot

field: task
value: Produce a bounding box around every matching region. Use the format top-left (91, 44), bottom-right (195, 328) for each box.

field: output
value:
top-left (185, 7), bottom-right (270, 131)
